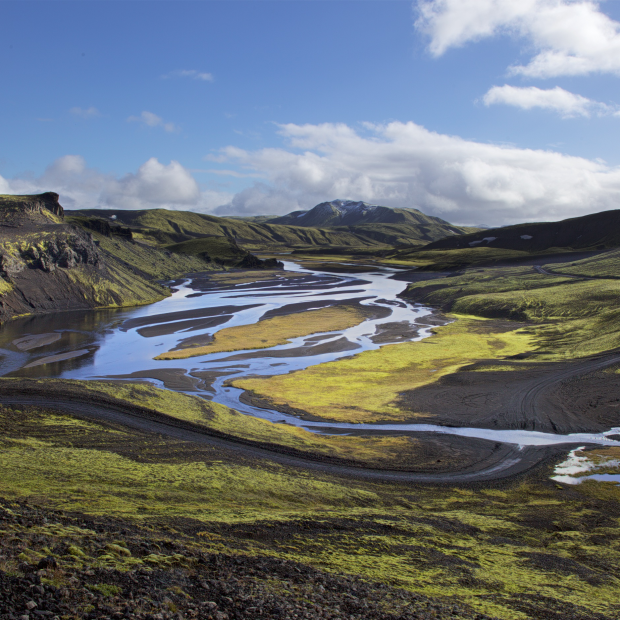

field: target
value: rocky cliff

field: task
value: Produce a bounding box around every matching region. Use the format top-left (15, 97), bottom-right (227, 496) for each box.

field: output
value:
top-left (0, 193), bottom-right (211, 324)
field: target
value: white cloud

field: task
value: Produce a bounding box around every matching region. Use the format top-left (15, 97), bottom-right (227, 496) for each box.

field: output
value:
top-left (162, 69), bottom-right (213, 82)
top-left (0, 156), bottom-right (231, 213)
top-left (415, 0), bottom-right (620, 78)
top-left (482, 85), bottom-right (615, 117)
top-left (212, 121), bottom-right (620, 226)
top-left (127, 111), bottom-right (178, 133)
top-left (70, 106), bottom-right (101, 118)
top-left (102, 158), bottom-right (200, 209)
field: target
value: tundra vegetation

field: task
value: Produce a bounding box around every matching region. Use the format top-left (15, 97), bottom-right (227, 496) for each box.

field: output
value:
top-left (4, 196), bottom-right (620, 618)
top-left (1, 386), bottom-right (620, 619)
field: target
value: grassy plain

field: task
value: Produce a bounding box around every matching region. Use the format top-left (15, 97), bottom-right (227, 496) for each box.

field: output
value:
top-left (234, 317), bottom-right (532, 423)
top-left (155, 304), bottom-right (374, 360)
top-left (1, 392), bottom-right (620, 619)
top-left (403, 258), bottom-right (620, 360)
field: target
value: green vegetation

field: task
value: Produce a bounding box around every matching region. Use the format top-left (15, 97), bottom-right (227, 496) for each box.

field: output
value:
top-left (403, 259), bottom-right (620, 360)
top-left (1, 395), bottom-right (620, 619)
top-left (155, 304), bottom-right (374, 360)
top-left (384, 246), bottom-right (568, 270)
top-left (92, 230), bottom-right (212, 280)
top-left (165, 236), bottom-right (254, 265)
top-left (234, 317), bottom-right (531, 423)
top-left (544, 248), bottom-right (620, 279)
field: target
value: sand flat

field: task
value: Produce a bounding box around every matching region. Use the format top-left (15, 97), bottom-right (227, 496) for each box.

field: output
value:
top-left (23, 349), bottom-right (90, 368)
top-left (12, 333), bottom-right (62, 351)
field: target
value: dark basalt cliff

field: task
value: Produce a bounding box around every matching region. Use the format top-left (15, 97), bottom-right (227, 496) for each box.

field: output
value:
top-left (0, 194), bottom-right (211, 324)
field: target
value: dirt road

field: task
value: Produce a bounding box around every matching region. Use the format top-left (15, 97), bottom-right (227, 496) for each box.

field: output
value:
top-left (0, 387), bottom-right (574, 485)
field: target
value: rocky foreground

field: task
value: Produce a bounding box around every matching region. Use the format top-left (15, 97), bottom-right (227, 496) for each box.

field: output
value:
top-left (0, 500), bottom-right (494, 620)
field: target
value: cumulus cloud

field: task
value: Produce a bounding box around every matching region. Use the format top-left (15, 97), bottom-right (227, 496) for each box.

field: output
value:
top-left (162, 69), bottom-right (213, 82)
top-left (127, 111), bottom-right (178, 133)
top-left (212, 121), bottom-right (620, 226)
top-left (482, 85), bottom-right (615, 117)
top-left (70, 106), bottom-right (101, 118)
top-left (0, 156), bottom-right (231, 213)
top-left (415, 0), bottom-right (620, 78)
top-left (101, 159), bottom-right (200, 209)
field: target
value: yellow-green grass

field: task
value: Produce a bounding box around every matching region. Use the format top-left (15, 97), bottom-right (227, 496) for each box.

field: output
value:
top-left (155, 304), bottom-right (372, 360)
top-left (404, 265), bottom-right (620, 360)
top-left (233, 317), bottom-right (532, 423)
top-left (3, 399), bottom-right (620, 619)
top-left (2, 379), bottom-right (433, 470)
top-left (0, 436), bottom-right (378, 520)
top-left (0, 277), bottom-right (13, 295)
top-left (544, 249), bottom-right (620, 279)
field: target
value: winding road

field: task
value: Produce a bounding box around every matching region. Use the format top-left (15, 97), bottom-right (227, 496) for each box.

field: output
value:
top-left (0, 382), bottom-right (607, 485)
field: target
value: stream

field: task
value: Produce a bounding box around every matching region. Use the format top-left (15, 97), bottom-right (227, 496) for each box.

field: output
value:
top-left (1, 260), bottom-right (619, 451)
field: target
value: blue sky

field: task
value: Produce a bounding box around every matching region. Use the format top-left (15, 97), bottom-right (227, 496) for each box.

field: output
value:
top-left (2, 0), bottom-right (620, 226)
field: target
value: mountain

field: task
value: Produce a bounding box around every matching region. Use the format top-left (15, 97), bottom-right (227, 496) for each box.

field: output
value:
top-left (268, 199), bottom-right (471, 236)
top-left (421, 209), bottom-right (620, 253)
top-left (69, 208), bottom-right (390, 250)
top-left (0, 193), bottom-right (216, 323)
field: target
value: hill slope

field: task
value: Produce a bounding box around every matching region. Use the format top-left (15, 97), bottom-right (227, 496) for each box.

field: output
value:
top-left (0, 193), bottom-right (213, 323)
top-left (422, 209), bottom-right (620, 252)
top-left (70, 208), bottom-right (388, 249)
top-left (71, 202), bottom-right (476, 251)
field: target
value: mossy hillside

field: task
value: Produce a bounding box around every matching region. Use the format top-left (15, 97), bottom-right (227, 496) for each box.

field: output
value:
top-left (402, 262), bottom-right (620, 360)
top-left (0, 402), bottom-right (383, 520)
top-left (65, 263), bottom-right (169, 309)
top-left (543, 248), bottom-right (620, 279)
top-left (70, 208), bottom-right (388, 251)
top-left (1, 379), bottom-right (439, 470)
top-left (384, 246), bottom-right (536, 270)
top-left (2, 401), bottom-right (620, 619)
top-left (234, 317), bottom-right (532, 423)
top-left (155, 304), bottom-right (375, 360)
top-left (165, 237), bottom-right (255, 266)
top-left (93, 232), bottom-right (213, 280)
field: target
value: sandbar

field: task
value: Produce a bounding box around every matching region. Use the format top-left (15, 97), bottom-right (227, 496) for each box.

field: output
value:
top-left (12, 333), bottom-right (62, 351)
top-left (23, 349), bottom-right (91, 368)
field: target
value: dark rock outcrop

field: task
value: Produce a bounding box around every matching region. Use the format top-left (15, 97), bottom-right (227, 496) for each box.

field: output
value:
top-left (0, 192), bottom-right (64, 224)
top-left (79, 217), bottom-right (133, 240)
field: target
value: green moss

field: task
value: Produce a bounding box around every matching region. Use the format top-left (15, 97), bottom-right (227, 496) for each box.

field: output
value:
top-left (233, 317), bottom-right (531, 422)
top-left (403, 263), bottom-right (620, 360)
top-left (89, 583), bottom-right (122, 596)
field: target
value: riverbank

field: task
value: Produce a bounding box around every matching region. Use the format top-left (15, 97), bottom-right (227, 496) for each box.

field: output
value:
top-left (0, 392), bottom-right (619, 619)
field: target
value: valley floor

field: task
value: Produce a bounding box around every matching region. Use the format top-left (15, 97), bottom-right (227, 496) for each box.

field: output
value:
top-left (3, 254), bottom-right (620, 619)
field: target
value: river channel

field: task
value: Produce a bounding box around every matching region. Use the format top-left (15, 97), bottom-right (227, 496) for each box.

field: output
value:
top-left (1, 260), bottom-right (619, 451)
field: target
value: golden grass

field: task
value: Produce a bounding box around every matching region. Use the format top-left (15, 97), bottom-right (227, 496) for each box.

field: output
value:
top-left (2, 391), bottom-right (620, 618)
top-left (233, 316), bottom-right (532, 423)
top-left (155, 305), bottom-right (371, 360)
top-left (5, 380), bottom-right (428, 469)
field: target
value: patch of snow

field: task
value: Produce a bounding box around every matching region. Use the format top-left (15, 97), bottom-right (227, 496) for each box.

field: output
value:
top-left (520, 235), bottom-right (532, 240)
top-left (469, 236), bottom-right (497, 247)
top-left (551, 446), bottom-right (620, 485)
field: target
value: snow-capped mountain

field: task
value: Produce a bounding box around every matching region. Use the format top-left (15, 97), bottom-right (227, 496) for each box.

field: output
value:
top-left (269, 199), bottom-right (455, 229)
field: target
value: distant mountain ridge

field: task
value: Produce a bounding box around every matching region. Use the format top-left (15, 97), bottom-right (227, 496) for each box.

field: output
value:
top-left (71, 201), bottom-right (477, 250)
top-left (422, 209), bottom-right (620, 253)
top-left (268, 199), bottom-right (465, 233)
